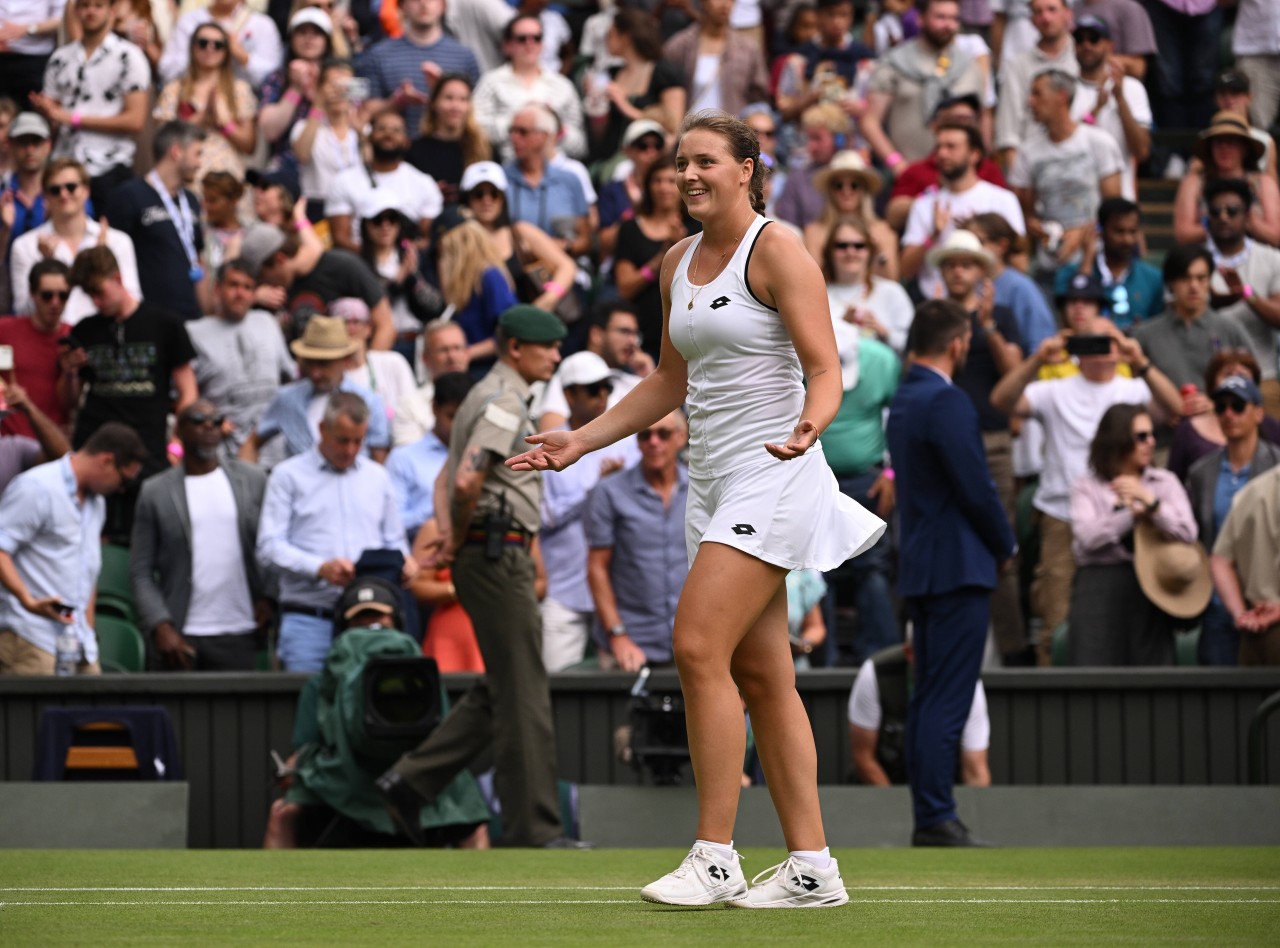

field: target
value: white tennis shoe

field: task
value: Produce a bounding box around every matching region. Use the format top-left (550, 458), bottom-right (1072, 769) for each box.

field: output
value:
top-left (729, 855), bottom-right (850, 908)
top-left (640, 845), bottom-right (748, 906)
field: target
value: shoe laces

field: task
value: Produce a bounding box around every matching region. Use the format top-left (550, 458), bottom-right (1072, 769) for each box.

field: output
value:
top-left (750, 856), bottom-right (809, 890)
top-left (672, 846), bottom-right (740, 881)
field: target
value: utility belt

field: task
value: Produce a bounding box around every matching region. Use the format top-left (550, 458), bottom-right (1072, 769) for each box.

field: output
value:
top-left (464, 511), bottom-right (533, 560)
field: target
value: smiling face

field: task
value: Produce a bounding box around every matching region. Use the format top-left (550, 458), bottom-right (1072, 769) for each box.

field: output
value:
top-left (647, 165), bottom-right (681, 213)
top-left (431, 78), bottom-right (471, 131)
top-left (675, 128), bottom-right (751, 222)
top-left (828, 222), bottom-right (871, 282)
top-left (289, 23), bottom-right (328, 60)
top-left (192, 26), bottom-right (229, 69)
top-left (465, 184), bottom-right (505, 226)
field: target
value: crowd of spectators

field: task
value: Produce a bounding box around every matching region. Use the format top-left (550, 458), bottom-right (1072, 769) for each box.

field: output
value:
top-left (2, 0), bottom-right (1280, 699)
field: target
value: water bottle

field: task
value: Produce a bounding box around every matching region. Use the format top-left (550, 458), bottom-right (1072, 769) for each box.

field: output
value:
top-left (55, 627), bottom-right (80, 677)
top-left (584, 69), bottom-right (610, 119)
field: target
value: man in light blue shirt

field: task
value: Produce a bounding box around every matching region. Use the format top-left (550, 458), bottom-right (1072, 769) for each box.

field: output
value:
top-left (585, 410), bottom-right (689, 671)
top-left (0, 423), bottom-right (147, 675)
top-left (240, 315), bottom-right (391, 466)
top-left (257, 392), bottom-right (415, 672)
top-left (385, 372), bottom-right (472, 545)
top-left (502, 105), bottom-right (590, 252)
top-left (539, 353), bottom-right (641, 671)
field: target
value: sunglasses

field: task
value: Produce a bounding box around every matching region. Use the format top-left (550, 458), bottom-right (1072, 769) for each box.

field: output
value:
top-left (830, 179), bottom-right (864, 192)
top-left (368, 211), bottom-right (400, 226)
top-left (632, 137), bottom-right (663, 152)
top-left (469, 185), bottom-right (502, 200)
top-left (639, 427), bottom-right (676, 442)
top-left (1209, 205), bottom-right (1245, 219)
top-left (46, 181), bottom-right (80, 197)
top-left (834, 240), bottom-right (868, 251)
top-left (39, 289), bottom-right (70, 302)
top-left (1132, 431), bottom-right (1155, 444)
top-left (1213, 395), bottom-right (1250, 415)
top-left (195, 36), bottom-right (227, 50)
top-left (569, 381), bottom-right (613, 397)
top-left (511, 33), bottom-right (543, 44)
top-left (1075, 31), bottom-right (1105, 44)
top-left (753, 127), bottom-right (777, 139)
top-left (185, 412), bottom-right (226, 428)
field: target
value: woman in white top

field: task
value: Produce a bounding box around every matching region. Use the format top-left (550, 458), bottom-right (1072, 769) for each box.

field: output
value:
top-left (9, 158), bottom-right (140, 325)
top-left (290, 58), bottom-right (361, 219)
top-left (472, 13), bottom-right (587, 161)
top-left (510, 110), bottom-right (883, 909)
top-left (822, 215), bottom-right (915, 355)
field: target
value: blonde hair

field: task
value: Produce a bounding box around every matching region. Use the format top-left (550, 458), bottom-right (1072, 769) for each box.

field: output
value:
top-left (182, 22), bottom-right (238, 121)
top-left (800, 101), bottom-right (852, 136)
top-left (438, 220), bottom-right (513, 310)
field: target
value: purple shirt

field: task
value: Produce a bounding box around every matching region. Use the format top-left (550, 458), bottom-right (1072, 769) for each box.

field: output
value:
top-left (1069, 467), bottom-right (1197, 565)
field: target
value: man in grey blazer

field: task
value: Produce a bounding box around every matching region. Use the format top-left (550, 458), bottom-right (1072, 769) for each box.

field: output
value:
top-left (130, 400), bottom-right (272, 670)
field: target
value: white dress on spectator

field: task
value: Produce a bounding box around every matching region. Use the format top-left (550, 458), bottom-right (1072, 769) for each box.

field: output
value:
top-left (9, 220), bottom-right (141, 326)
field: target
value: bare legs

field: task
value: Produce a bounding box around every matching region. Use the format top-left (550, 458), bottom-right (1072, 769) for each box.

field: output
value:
top-left (672, 541), bottom-right (827, 852)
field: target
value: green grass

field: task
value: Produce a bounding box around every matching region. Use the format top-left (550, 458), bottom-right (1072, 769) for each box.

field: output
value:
top-left (1, 848), bottom-right (1277, 946)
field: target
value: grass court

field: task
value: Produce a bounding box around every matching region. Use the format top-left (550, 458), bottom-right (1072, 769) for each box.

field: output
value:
top-left (1, 847), bottom-right (1277, 945)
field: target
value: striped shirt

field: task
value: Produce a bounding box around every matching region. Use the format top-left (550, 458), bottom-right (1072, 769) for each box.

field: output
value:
top-left (358, 35), bottom-right (479, 133)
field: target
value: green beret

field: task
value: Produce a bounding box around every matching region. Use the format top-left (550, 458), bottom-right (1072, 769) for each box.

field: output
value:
top-left (498, 304), bottom-right (567, 343)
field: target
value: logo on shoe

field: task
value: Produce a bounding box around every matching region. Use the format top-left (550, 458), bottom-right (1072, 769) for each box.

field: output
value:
top-left (707, 865), bottom-right (727, 881)
top-left (794, 875), bottom-right (821, 891)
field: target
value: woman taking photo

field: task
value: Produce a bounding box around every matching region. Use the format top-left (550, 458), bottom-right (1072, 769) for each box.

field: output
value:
top-left (614, 155), bottom-right (689, 363)
top-left (803, 150), bottom-right (898, 279)
top-left (459, 161), bottom-right (578, 317)
top-left (290, 58), bottom-right (361, 222)
top-left (1068, 404), bottom-right (1198, 666)
top-left (408, 74), bottom-right (492, 207)
top-left (821, 215), bottom-right (914, 355)
top-left (510, 110), bottom-right (884, 908)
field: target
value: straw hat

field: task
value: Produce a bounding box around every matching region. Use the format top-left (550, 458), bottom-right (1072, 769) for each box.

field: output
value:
top-left (289, 315), bottom-right (360, 361)
top-left (1132, 520), bottom-right (1213, 620)
top-left (925, 229), bottom-right (997, 275)
top-left (1194, 111), bottom-right (1266, 167)
top-left (813, 150), bottom-right (883, 198)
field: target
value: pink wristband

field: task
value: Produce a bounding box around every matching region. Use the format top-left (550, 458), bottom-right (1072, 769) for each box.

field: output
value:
top-left (543, 280), bottom-right (566, 298)
top-left (283, 89), bottom-right (302, 106)
top-left (640, 265), bottom-right (656, 282)
top-left (886, 151), bottom-right (903, 168)
top-left (882, 466), bottom-right (895, 481)
top-left (294, 218), bottom-right (313, 231)
top-left (307, 107), bottom-right (324, 121)
top-left (1243, 284), bottom-right (1254, 300)
top-left (70, 111), bottom-right (82, 130)
top-left (221, 121), bottom-right (237, 136)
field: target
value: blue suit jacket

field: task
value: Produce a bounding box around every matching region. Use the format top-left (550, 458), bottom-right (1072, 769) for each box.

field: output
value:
top-left (886, 363), bottom-right (1016, 597)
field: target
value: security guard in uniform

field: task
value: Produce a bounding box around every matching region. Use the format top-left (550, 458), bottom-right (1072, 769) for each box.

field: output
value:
top-left (376, 306), bottom-right (588, 848)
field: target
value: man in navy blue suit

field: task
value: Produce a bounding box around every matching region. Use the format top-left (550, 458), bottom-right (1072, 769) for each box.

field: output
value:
top-left (886, 300), bottom-right (1016, 847)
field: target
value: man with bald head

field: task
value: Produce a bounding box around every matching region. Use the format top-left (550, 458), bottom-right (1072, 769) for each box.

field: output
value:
top-left (131, 399), bottom-right (271, 670)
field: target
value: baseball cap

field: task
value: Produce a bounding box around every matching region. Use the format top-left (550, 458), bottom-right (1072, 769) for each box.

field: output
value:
top-left (237, 222), bottom-right (287, 277)
top-left (245, 166), bottom-right (301, 204)
top-left (1073, 14), bottom-right (1111, 39)
top-left (338, 577), bottom-right (400, 622)
top-left (1212, 374), bottom-right (1262, 406)
top-left (623, 119), bottom-right (667, 150)
top-left (1056, 271), bottom-right (1108, 305)
top-left (289, 7), bottom-right (332, 34)
top-left (1216, 70), bottom-right (1251, 94)
top-left (459, 161), bottom-right (508, 194)
top-left (8, 112), bottom-right (50, 141)
top-left (499, 304), bottom-right (566, 343)
top-left (557, 351), bottom-right (611, 388)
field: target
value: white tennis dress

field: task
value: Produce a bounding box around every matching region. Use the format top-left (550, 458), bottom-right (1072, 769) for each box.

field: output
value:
top-left (668, 215), bottom-right (886, 570)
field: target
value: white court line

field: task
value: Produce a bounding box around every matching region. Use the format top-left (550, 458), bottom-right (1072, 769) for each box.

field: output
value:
top-left (3, 885), bottom-right (1277, 893)
top-left (0, 898), bottom-right (1276, 907)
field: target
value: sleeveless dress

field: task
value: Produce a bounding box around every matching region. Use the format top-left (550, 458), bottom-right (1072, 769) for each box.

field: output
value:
top-left (667, 215), bottom-right (886, 570)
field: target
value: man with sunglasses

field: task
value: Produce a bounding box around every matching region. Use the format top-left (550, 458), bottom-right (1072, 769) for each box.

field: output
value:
top-left (0, 259), bottom-right (73, 440)
top-left (130, 400), bottom-right (271, 671)
top-left (0, 421), bottom-right (146, 675)
top-left (1186, 375), bottom-right (1280, 665)
top-left (585, 409), bottom-right (688, 673)
top-left (538, 352), bottom-right (640, 671)
top-left (1201, 178), bottom-right (1280, 419)
top-left (1053, 197), bottom-right (1165, 329)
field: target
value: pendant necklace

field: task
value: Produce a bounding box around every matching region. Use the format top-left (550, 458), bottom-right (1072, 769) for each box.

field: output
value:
top-left (687, 220), bottom-right (750, 310)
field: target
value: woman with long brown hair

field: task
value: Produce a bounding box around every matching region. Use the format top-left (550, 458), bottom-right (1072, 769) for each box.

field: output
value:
top-left (510, 110), bottom-right (883, 907)
top-left (154, 21), bottom-right (257, 183)
top-left (408, 74), bottom-right (492, 207)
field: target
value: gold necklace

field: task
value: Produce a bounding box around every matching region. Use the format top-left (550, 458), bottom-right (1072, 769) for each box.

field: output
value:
top-left (687, 221), bottom-right (750, 310)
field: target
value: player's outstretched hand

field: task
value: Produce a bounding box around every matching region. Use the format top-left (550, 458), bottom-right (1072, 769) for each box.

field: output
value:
top-left (765, 419), bottom-right (820, 461)
top-left (508, 429), bottom-right (587, 472)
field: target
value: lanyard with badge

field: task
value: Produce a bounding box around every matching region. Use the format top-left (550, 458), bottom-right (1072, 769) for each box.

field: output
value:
top-left (147, 170), bottom-right (203, 283)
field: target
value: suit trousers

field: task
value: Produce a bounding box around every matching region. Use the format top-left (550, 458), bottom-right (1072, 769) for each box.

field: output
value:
top-left (905, 587), bottom-right (989, 830)
top-left (393, 543), bottom-right (564, 846)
